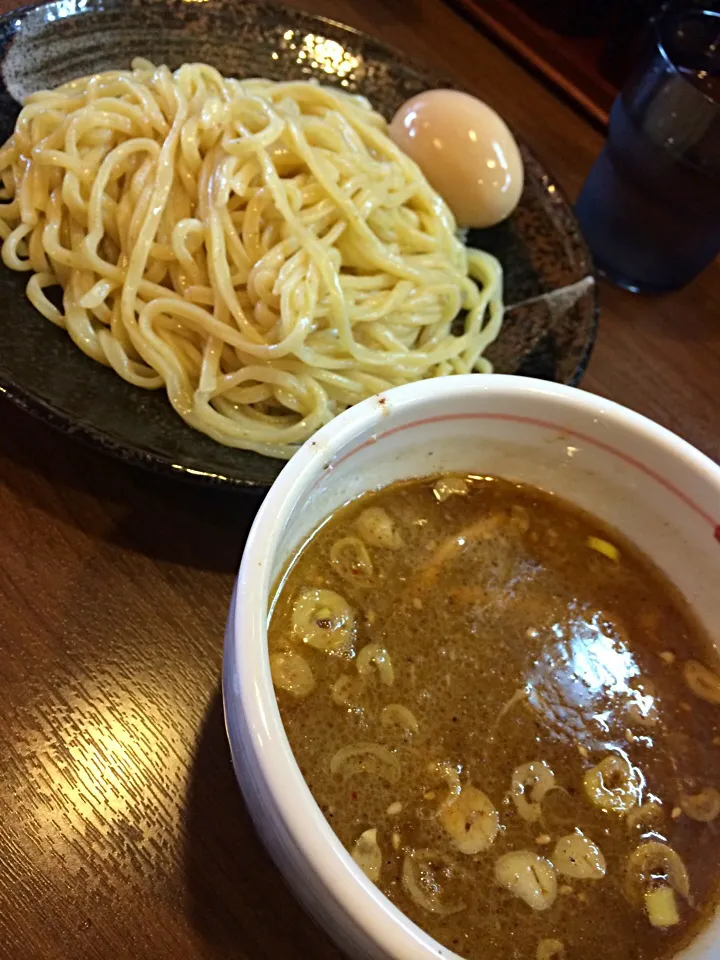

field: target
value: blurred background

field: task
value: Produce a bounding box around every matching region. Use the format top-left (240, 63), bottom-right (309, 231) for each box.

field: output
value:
top-left (452, 0), bottom-right (719, 126)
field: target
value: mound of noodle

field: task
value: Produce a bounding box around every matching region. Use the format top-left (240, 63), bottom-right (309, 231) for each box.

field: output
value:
top-left (0, 60), bottom-right (503, 457)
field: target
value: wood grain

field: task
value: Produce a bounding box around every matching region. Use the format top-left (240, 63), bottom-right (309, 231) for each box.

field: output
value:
top-left (0, 1), bottom-right (718, 958)
top-left (449, 0), bottom-right (616, 125)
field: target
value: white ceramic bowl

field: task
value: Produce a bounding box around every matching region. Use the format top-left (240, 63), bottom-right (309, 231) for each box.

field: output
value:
top-left (223, 374), bottom-right (720, 960)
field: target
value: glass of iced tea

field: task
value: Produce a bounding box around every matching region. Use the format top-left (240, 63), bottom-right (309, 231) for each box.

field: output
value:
top-left (575, 8), bottom-right (720, 294)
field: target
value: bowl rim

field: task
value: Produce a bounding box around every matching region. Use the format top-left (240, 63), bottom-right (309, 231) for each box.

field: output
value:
top-left (224, 374), bottom-right (720, 958)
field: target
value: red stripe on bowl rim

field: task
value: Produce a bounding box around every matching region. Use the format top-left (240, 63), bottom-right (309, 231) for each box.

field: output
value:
top-left (319, 411), bottom-right (718, 534)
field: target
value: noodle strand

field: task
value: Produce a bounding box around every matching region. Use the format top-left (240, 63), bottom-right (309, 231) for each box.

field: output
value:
top-left (0, 60), bottom-right (504, 459)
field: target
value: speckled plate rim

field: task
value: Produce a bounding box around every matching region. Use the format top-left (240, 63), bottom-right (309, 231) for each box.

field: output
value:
top-left (0, 0), bottom-right (599, 491)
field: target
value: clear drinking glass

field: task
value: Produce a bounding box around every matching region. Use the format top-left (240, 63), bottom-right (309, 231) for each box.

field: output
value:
top-left (575, 8), bottom-right (720, 294)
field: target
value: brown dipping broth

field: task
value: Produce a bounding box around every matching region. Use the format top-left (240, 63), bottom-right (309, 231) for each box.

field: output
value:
top-left (268, 475), bottom-right (720, 960)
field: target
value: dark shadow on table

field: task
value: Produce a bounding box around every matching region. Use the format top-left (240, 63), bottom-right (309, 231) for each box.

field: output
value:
top-left (0, 400), bottom-right (258, 573)
top-left (182, 691), bottom-right (341, 960)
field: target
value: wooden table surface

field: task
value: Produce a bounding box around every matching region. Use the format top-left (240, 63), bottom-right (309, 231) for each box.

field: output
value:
top-left (0, 1), bottom-right (718, 958)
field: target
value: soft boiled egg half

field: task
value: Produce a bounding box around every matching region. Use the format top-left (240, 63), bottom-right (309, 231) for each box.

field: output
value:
top-left (389, 89), bottom-right (524, 229)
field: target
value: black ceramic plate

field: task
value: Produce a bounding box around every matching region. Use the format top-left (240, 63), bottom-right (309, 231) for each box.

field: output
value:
top-left (0, 0), bottom-right (597, 489)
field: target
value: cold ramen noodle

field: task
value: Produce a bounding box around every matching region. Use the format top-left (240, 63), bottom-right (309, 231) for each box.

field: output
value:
top-left (0, 61), bottom-right (502, 458)
top-left (268, 475), bottom-right (720, 960)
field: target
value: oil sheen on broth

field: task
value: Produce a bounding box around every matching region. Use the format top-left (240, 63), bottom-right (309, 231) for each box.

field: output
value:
top-left (267, 476), bottom-right (720, 960)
